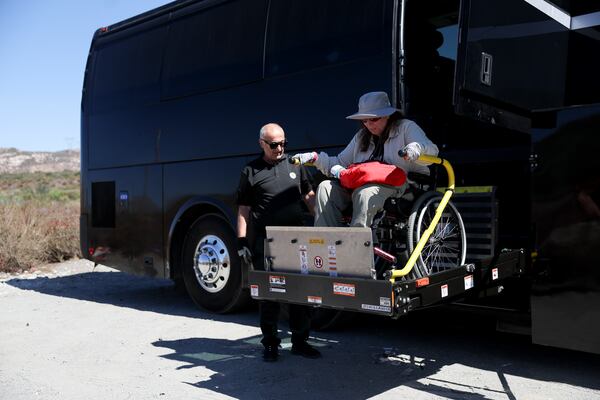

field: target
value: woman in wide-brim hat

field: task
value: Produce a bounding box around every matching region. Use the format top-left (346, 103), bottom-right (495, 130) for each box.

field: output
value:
top-left (292, 91), bottom-right (438, 228)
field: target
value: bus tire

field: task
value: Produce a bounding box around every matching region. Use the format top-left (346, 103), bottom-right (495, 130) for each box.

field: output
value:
top-left (182, 213), bottom-right (249, 313)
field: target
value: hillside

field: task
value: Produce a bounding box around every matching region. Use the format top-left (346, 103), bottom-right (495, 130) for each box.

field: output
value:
top-left (0, 147), bottom-right (79, 174)
top-left (0, 148), bottom-right (81, 272)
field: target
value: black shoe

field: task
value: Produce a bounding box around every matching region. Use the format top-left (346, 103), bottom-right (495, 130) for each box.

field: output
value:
top-left (291, 342), bottom-right (321, 359)
top-left (263, 345), bottom-right (279, 362)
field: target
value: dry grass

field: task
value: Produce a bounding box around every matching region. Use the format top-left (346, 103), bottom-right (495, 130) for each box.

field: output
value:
top-left (0, 171), bottom-right (81, 273)
top-left (0, 200), bottom-right (81, 273)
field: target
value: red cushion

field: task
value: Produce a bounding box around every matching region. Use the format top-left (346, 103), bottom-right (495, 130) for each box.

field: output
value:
top-left (339, 161), bottom-right (407, 190)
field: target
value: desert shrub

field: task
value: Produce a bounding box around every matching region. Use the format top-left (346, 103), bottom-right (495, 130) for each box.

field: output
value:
top-left (0, 171), bottom-right (79, 203)
top-left (43, 201), bottom-right (81, 263)
top-left (0, 171), bottom-right (81, 272)
top-left (48, 188), bottom-right (79, 202)
top-left (0, 200), bottom-right (81, 272)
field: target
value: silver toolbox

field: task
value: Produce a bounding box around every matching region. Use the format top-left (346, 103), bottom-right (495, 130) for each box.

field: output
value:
top-left (264, 226), bottom-right (375, 279)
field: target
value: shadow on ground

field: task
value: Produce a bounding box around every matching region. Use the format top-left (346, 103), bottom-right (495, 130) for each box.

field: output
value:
top-left (5, 270), bottom-right (600, 399)
top-left (4, 270), bottom-right (257, 324)
top-left (151, 309), bottom-right (600, 399)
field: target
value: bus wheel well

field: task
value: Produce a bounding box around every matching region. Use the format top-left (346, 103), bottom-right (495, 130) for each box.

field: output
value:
top-left (169, 204), bottom-right (230, 282)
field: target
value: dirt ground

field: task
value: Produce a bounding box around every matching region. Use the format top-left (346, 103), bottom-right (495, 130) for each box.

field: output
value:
top-left (1, 259), bottom-right (600, 400)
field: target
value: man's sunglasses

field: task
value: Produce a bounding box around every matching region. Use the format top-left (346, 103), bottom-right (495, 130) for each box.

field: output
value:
top-left (262, 139), bottom-right (288, 149)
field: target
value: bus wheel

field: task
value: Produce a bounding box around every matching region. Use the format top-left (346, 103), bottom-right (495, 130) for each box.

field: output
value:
top-left (182, 214), bottom-right (249, 313)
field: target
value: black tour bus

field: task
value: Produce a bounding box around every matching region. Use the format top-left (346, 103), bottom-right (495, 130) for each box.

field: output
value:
top-left (81, 0), bottom-right (600, 354)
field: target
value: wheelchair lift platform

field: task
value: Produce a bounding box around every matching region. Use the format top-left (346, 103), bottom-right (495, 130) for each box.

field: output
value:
top-left (247, 226), bottom-right (524, 318)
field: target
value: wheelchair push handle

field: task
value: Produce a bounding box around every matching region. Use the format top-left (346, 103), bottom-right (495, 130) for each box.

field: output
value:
top-left (398, 149), bottom-right (443, 166)
top-left (397, 150), bottom-right (453, 187)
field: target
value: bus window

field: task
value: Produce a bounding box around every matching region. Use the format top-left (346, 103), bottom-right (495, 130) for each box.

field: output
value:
top-left (402, 1), bottom-right (459, 125)
top-left (92, 28), bottom-right (165, 114)
top-left (265, 0), bottom-right (386, 77)
top-left (438, 24), bottom-right (458, 61)
top-left (161, 0), bottom-right (268, 99)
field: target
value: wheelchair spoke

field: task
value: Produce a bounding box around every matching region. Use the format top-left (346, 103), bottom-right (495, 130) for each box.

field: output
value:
top-left (408, 193), bottom-right (467, 278)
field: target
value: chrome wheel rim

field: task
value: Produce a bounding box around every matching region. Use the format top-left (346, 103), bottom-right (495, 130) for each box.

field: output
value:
top-left (192, 234), bottom-right (231, 293)
top-left (416, 200), bottom-right (466, 275)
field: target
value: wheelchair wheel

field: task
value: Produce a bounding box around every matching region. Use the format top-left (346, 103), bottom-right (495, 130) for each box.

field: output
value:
top-left (407, 192), bottom-right (467, 278)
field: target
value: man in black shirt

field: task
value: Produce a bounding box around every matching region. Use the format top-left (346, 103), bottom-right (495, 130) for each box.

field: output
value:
top-left (236, 123), bottom-right (320, 362)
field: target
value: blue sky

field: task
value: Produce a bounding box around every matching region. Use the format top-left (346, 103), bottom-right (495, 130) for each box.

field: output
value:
top-left (0, 0), bottom-right (172, 152)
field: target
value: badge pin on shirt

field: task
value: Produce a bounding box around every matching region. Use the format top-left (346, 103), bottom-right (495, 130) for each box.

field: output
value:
top-left (289, 172), bottom-right (297, 179)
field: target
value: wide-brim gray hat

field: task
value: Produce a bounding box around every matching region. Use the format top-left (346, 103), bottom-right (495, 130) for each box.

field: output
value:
top-left (346, 91), bottom-right (400, 120)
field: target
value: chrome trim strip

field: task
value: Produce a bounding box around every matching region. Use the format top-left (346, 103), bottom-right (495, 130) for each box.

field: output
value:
top-left (522, 0), bottom-right (570, 28)
top-left (572, 11), bottom-right (600, 30)
top-left (522, 0), bottom-right (600, 30)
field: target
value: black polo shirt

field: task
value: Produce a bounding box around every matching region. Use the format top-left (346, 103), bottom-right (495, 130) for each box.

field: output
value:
top-left (236, 154), bottom-right (312, 237)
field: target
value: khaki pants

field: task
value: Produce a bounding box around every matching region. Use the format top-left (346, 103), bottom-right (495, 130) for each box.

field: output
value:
top-left (314, 180), bottom-right (406, 227)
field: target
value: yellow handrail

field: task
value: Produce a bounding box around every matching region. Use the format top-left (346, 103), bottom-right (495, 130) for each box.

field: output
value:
top-left (389, 154), bottom-right (455, 282)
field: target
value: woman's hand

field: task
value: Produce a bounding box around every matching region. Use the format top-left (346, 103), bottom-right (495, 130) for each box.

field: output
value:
top-left (330, 165), bottom-right (346, 179)
top-left (400, 143), bottom-right (421, 161)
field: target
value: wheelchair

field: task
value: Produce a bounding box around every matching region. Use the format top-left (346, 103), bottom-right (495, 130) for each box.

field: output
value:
top-left (368, 156), bottom-right (467, 281)
top-left (302, 153), bottom-right (467, 282)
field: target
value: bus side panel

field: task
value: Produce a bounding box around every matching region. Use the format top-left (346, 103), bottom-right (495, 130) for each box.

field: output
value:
top-left (454, 0), bottom-right (569, 132)
top-left (531, 105), bottom-right (600, 354)
top-left (88, 102), bottom-right (164, 169)
top-left (86, 165), bottom-right (164, 277)
top-left (531, 292), bottom-right (600, 354)
top-left (163, 157), bottom-right (247, 231)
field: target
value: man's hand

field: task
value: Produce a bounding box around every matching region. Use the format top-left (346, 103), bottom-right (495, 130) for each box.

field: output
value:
top-left (291, 152), bottom-right (318, 165)
top-left (237, 237), bottom-right (253, 265)
top-left (401, 143), bottom-right (421, 161)
top-left (330, 165), bottom-right (346, 179)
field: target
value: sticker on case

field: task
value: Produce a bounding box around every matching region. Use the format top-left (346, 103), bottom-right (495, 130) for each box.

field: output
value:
top-left (441, 284), bottom-right (449, 298)
top-left (333, 282), bottom-right (355, 297)
top-left (269, 275), bottom-right (286, 293)
top-left (299, 245), bottom-right (308, 275)
top-left (314, 256), bottom-right (324, 269)
top-left (328, 245), bottom-right (338, 277)
top-left (464, 275), bottom-right (474, 290)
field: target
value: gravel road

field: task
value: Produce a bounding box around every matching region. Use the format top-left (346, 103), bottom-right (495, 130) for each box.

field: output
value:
top-left (1, 259), bottom-right (599, 400)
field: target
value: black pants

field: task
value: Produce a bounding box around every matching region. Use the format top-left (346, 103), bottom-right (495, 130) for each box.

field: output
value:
top-left (253, 234), bottom-right (312, 347)
top-left (259, 301), bottom-right (312, 347)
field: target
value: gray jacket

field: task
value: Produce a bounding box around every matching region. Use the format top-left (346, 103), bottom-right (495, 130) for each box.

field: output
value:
top-left (314, 119), bottom-right (439, 176)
